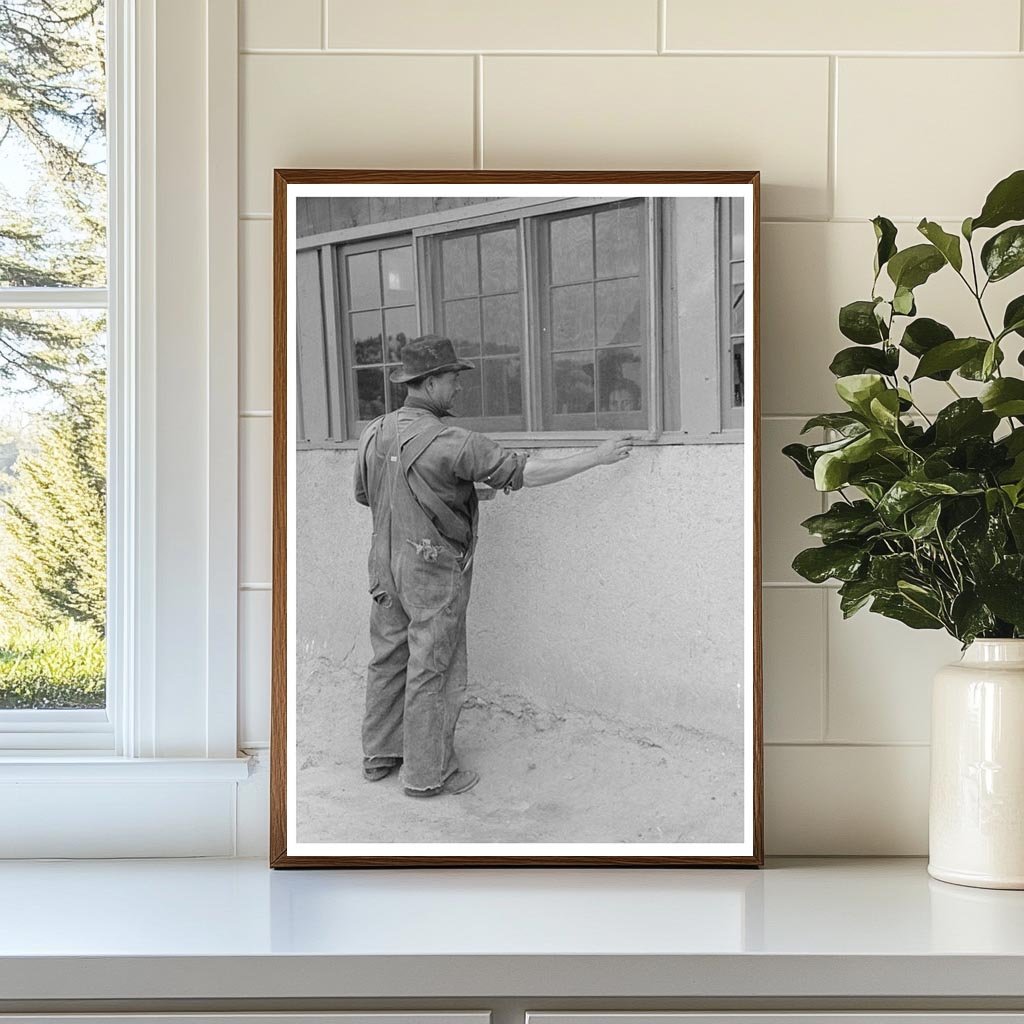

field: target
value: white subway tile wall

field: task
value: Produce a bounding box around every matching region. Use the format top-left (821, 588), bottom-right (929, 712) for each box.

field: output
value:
top-left (236, 0), bottom-right (1024, 852)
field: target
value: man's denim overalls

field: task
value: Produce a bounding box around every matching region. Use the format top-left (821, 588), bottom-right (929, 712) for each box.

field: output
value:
top-left (358, 408), bottom-right (478, 791)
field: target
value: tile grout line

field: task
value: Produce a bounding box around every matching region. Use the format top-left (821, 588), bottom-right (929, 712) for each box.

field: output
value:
top-left (474, 55), bottom-right (484, 169)
top-left (766, 740), bottom-right (931, 748)
top-left (237, 47), bottom-right (1024, 57)
top-left (827, 55), bottom-right (838, 221)
top-left (820, 587), bottom-right (830, 743)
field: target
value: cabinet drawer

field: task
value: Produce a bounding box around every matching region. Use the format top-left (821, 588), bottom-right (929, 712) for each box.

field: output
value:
top-left (528, 1016), bottom-right (1024, 1024)
top-left (0, 1016), bottom-right (489, 1024)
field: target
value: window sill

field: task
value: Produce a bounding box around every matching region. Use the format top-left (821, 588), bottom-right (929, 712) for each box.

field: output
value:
top-left (302, 429), bottom-right (746, 451)
top-left (0, 755), bottom-right (252, 782)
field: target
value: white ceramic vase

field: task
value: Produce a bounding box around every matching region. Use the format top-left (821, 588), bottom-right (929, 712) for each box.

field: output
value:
top-left (929, 639), bottom-right (1024, 889)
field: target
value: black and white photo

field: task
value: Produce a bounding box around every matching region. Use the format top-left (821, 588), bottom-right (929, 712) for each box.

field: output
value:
top-left (271, 172), bottom-right (762, 866)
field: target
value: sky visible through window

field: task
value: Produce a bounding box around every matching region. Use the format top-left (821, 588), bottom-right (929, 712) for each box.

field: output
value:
top-left (0, 0), bottom-right (107, 709)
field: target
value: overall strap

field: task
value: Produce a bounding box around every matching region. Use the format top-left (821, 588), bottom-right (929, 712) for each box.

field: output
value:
top-left (397, 414), bottom-right (472, 550)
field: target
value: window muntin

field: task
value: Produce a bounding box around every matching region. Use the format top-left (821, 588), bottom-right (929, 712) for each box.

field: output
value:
top-left (539, 201), bottom-right (648, 431)
top-left (339, 237), bottom-right (418, 426)
top-left (434, 224), bottom-right (525, 430)
top-left (313, 196), bottom-right (745, 443)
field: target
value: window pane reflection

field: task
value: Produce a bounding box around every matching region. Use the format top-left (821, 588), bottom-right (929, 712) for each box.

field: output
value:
top-left (382, 247), bottom-right (414, 306)
top-left (553, 352), bottom-right (595, 414)
top-left (442, 235), bottom-right (478, 299)
top-left (347, 252), bottom-right (380, 310)
top-left (596, 277), bottom-right (642, 347)
top-left (598, 347), bottom-right (643, 413)
top-left (595, 204), bottom-right (641, 278)
top-left (483, 357), bottom-right (522, 417)
top-left (480, 228), bottom-right (518, 294)
top-left (549, 214), bottom-right (593, 285)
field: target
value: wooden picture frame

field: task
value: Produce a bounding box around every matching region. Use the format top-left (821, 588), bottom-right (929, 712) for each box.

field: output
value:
top-left (271, 170), bottom-right (763, 867)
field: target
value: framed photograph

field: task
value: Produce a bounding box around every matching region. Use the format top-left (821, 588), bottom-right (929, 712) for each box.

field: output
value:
top-left (270, 170), bottom-right (762, 867)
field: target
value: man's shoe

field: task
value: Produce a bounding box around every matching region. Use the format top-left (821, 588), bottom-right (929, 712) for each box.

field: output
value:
top-left (404, 769), bottom-right (480, 798)
top-left (362, 760), bottom-right (399, 782)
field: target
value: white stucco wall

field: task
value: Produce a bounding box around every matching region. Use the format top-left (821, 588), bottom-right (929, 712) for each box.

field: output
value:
top-left (297, 441), bottom-right (744, 751)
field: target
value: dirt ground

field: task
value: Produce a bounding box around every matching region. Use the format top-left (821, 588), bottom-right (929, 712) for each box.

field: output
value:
top-left (296, 673), bottom-right (744, 845)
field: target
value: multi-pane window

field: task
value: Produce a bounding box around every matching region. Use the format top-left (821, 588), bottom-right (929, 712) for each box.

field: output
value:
top-left (340, 239), bottom-right (417, 422)
top-left (539, 201), bottom-right (647, 431)
top-left (721, 196), bottom-right (745, 427)
top-left (0, 1), bottom-right (107, 712)
top-left (434, 225), bottom-right (524, 430)
top-left (313, 196), bottom-right (744, 442)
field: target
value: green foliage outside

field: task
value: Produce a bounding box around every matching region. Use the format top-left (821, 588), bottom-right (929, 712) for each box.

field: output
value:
top-left (0, 1), bottom-right (107, 707)
top-left (785, 170), bottom-right (1024, 646)
top-left (0, 620), bottom-right (104, 708)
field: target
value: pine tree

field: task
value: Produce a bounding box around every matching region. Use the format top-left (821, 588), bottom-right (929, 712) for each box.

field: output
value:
top-left (0, 2), bottom-right (107, 643)
top-left (0, 0), bottom-right (106, 394)
top-left (0, 370), bottom-right (105, 633)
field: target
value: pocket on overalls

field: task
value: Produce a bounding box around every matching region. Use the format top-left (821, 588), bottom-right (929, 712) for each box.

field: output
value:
top-left (397, 540), bottom-right (456, 612)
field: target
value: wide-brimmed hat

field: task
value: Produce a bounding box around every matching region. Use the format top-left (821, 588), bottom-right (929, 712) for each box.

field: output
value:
top-left (389, 335), bottom-right (474, 384)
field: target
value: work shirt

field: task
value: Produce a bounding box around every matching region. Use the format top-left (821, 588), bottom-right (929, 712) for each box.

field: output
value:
top-left (354, 396), bottom-right (528, 548)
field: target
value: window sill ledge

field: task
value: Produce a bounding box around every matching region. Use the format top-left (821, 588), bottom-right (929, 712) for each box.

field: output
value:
top-left (302, 429), bottom-right (745, 451)
top-left (0, 755), bottom-right (252, 783)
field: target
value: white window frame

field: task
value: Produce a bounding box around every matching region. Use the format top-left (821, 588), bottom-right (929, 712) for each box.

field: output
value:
top-left (0, 0), bottom-right (248, 857)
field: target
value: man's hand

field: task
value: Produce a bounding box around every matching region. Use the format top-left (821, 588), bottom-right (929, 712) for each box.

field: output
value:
top-left (523, 433), bottom-right (636, 488)
top-left (593, 434), bottom-right (634, 465)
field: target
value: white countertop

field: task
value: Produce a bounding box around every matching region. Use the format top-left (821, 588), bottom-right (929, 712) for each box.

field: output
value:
top-left (2, 857), bottom-right (1024, 1001)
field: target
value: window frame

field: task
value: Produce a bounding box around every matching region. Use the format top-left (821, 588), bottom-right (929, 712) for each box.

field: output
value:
top-left (719, 196), bottom-right (745, 433)
top-left (0, 3), bottom-right (118, 750)
top-left (420, 219), bottom-right (528, 434)
top-left (0, 0), bottom-right (243, 774)
top-left (296, 195), bottom-right (744, 449)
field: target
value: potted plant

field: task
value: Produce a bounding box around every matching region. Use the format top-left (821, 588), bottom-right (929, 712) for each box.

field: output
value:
top-left (785, 169), bottom-right (1024, 889)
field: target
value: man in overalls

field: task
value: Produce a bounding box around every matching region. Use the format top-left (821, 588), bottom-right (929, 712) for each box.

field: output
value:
top-left (355, 335), bottom-right (634, 797)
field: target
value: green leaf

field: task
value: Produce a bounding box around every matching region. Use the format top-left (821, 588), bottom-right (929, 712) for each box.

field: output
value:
top-left (900, 317), bottom-right (954, 360)
top-left (829, 345), bottom-right (899, 378)
top-left (868, 389), bottom-right (902, 430)
top-left (971, 169), bottom-right (1024, 232)
top-left (981, 225), bottom-right (1024, 282)
top-left (871, 594), bottom-right (943, 630)
top-left (839, 300), bottom-right (887, 345)
top-left (950, 592), bottom-right (996, 644)
top-left (962, 216), bottom-right (974, 241)
top-left (933, 398), bottom-right (999, 445)
top-left (976, 577), bottom-right (1024, 629)
top-left (814, 451), bottom-right (851, 491)
top-left (911, 338), bottom-right (988, 381)
top-left (980, 378), bottom-right (1024, 418)
top-left (800, 413), bottom-right (866, 435)
top-left (844, 431), bottom-right (887, 464)
top-left (838, 579), bottom-right (882, 618)
top-left (917, 219), bottom-right (963, 272)
top-left (877, 479), bottom-right (958, 524)
top-left (868, 552), bottom-right (915, 587)
top-left (800, 501), bottom-right (879, 543)
top-left (887, 244), bottom-right (946, 291)
top-left (908, 500), bottom-right (943, 540)
top-left (835, 373), bottom-right (886, 413)
top-left (959, 344), bottom-right (1004, 381)
top-left (792, 542), bottom-right (866, 584)
top-left (782, 442), bottom-right (815, 479)
top-left (982, 341), bottom-right (1001, 381)
top-left (1003, 295), bottom-right (1024, 340)
top-left (872, 216), bottom-right (898, 277)
top-left (892, 286), bottom-right (916, 316)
